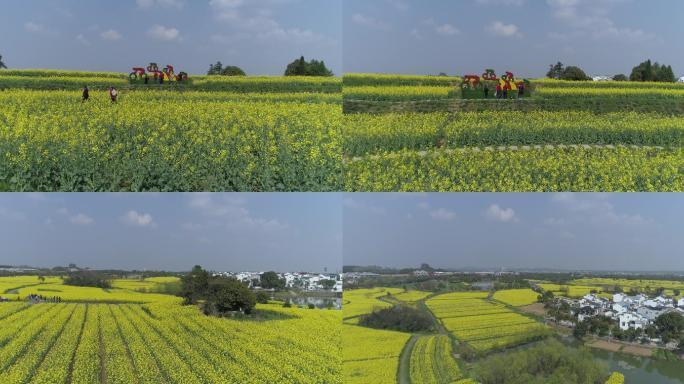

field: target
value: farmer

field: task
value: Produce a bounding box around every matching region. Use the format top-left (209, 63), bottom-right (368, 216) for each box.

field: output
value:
top-left (518, 83), bottom-right (525, 98)
top-left (159, 73), bottom-right (164, 84)
top-left (109, 87), bottom-right (118, 103)
top-left (144, 74), bottom-right (149, 84)
top-left (484, 84), bottom-right (489, 99)
top-left (82, 86), bottom-right (89, 102)
top-left (495, 83), bottom-right (502, 99)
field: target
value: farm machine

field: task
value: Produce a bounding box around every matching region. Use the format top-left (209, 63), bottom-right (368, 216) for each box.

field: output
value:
top-left (460, 69), bottom-right (532, 99)
top-left (129, 63), bottom-right (189, 84)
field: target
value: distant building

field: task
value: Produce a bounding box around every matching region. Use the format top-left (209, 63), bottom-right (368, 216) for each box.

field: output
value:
top-left (413, 270), bottom-right (429, 277)
top-left (592, 75), bottom-right (612, 82)
top-left (619, 313), bottom-right (648, 330)
top-left (678, 76), bottom-right (684, 83)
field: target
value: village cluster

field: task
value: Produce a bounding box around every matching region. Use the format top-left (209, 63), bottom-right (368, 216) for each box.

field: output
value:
top-left (215, 271), bottom-right (343, 293)
top-left (566, 292), bottom-right (684, 334)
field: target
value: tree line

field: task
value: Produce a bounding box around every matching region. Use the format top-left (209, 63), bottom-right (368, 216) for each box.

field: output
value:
top-left (547, 59), bottom-right (678, 82)
top-left (207, 56), bottom-right (333, 77)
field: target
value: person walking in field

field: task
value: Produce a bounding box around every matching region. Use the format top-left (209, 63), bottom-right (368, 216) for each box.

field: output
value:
top-left (82, 86), bottom-right (89, 102)
top-left (109, 87), bottom-right (118, 103)
top-left (495, 83), bottom-right (501, 99)
top-left (484, 84), bottom-right (489, 99)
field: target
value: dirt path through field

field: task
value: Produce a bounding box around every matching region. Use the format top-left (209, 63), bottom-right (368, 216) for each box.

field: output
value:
top-left (585, 338), bottom-right (654, 357)
top-left (398, 335), bottom-right (419, 384)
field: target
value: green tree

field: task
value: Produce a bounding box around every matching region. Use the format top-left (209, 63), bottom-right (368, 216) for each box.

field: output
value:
top-left (561, 66), bottom-right (590, 81)
top-left (654, 312), bottom-right (684, 343)
top-left (220, 66), bottom-right (246, 76)
top-left (630, 60), bottom-right (676, 82)
top-left (574, 320), bottom-right (589, 339)
top-left (0, 54), bottom-right (6, 69)
top-left (284, 56), bottom-right (333, 77)
top-left (260, 271), bottom-right (286, 290)
top-left (203, 277), bottom-right (256, 315)
top-left (180, 265), bottom-right (210, 304)
top-left (612, 74), bottom-right (628, 81)
top-left (207, 61), bottom-right (223, 75)
top-left (546, 61), bottom-right (564, 79)
top-left (320, 279), bottom-right (336, 290)
top-left (255, 291), bottom-right (270, 304)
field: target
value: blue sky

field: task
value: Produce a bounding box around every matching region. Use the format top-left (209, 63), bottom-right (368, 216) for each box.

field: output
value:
top-left (0, 193), bottom-right (342, 273)
top-left (343, 193), bottom-right (684, 272)
top-left (344, 0), bottom-right (684, 78)
top-left (0, 0), bottom-right (341, 75)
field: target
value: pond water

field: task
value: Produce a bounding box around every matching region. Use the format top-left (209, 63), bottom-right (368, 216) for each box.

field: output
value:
top-left (287, 296), bottom-right (342, 310)
top-left (588, 347), bottom-right (684, 384)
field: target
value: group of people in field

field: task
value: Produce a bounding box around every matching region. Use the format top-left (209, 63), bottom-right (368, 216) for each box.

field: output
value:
top-left (26, 293), bottom-right (63, 303)
top-left (81, 86), bottom-right (118, 103)
top-left (483, 82), bottom-right (525, 99)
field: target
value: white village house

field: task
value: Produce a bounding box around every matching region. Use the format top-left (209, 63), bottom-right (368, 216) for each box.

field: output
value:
top-left (576, 292), bottom-right (682, 333)
top-left (678, 76), bottom-right (684, 83)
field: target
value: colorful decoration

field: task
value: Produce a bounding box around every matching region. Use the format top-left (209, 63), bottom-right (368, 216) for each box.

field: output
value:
top-left (460, 69), bottom-right (532, 99)
top-left (129, 63), bottom-right (189, 84)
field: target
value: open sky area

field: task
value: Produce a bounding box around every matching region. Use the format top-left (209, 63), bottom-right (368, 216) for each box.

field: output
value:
top-left (0, 0), bottom-right (342, 75)
top-left (343, 0), bottom-right (684, 78)
top-left (343, 193), bottom-right (684, 272)
top-left (0, 193), bottom-right (342, 273)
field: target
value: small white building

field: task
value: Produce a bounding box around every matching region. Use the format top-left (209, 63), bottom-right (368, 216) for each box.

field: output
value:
top-left (678, 76), bottom-right (684, 83)
top-left (592, 75), bottom-right (612, 82)
top-left (413, 270), bottom-right (429, 277)
top-left (619, 313), bottom-right (648, 330)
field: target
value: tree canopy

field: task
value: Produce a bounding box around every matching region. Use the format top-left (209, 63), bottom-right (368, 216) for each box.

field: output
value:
top-left (284, 56), bottom-right (333, 77)
top-left (546, 62), bottom-right (590, 81)
top-left (260, 271), bottom-right (286, 290)
top-left (630, 60), bottom-right (676, 82)
top-left (180, 265), bottom-right (256, 315)
top-left (207, 61), bottom-right (246, 76)
top-left (64, 271), bottom-right (111, 289)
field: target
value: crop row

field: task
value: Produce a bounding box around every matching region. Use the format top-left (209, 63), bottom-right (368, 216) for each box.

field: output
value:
top-left (409, 335), bottom-right (461, 384)
top-left (0, 302), bottom-right (340, 383)
top-left (343, 73), bottom-right (461, 87)
top-left (0, 74), bottom-right (341, 93)
top-left (1, 91), bottom-right (342, 191)
top-left (344, 146), bottom-right (684, 192)
top-left (343, 86), bottom-right (454, 101)
top-left (492, 289), bottom-right (540, 307)
top-left (426, 294), bottom-right (549, 352)
top-left (344, 111), bottom-right (684, 156)
top-left (342, 324), bottom-right (409, 384)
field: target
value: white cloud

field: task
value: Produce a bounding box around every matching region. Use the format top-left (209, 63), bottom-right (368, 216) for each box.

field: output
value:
top-left (100, 29), bottom-right (122, 41)
top-left (137, 0), bottom-right (184, 9)
top-left (147, 25), bottom-right (180, 41)
top-left (209, 0), bottom-right (334, 46)
top-left (69, 213), bottom-right (94, 226)
top-left (188, 194), bottom-right (288, 231)
top-left (435, 24), bottom-right (460, 36)
top-left (551, 193), bottom-right (652, 226)
top-left (430, 208), bottom-right (456, 221)
top-left (343, 197), bottom-right (385, 215)
top-left (487, 21), bottom-right (522, 38)
top-left (351, 14), bottom-right (390, 31)
top-left (546, 0), bottom-right (654, 42)
top-left (122, 210), bottom-right (156, 227)
top-left (24, 22), bottom-right (58, 37)
top-left (24, 22), bottom-right (46, 33)
top-left (385, 0), bottom-right (409, 11)
top-left (76, 34), bottom-right (90, 46)
top-left (485, 204), bottom-right (518, 223)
